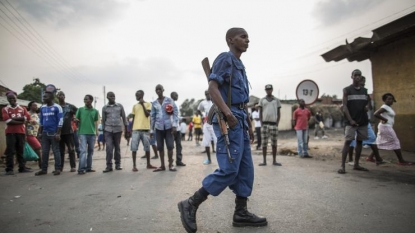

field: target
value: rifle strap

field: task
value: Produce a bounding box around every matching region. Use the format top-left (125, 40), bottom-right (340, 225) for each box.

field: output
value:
top-left (227, 54), bottom-right (234, 108)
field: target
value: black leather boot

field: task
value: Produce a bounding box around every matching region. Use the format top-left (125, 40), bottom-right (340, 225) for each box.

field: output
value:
top-left (232, 198), bottom-right (268, 227)
top-left (178, 191), bottom-right (207, 233)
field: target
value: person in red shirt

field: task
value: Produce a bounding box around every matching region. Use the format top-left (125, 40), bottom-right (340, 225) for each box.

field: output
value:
top-left (187, 121), bottom-right (193, 141)
top-left (2, 91), bottom-right (32, 175)
top-left (292, 99), bottom-right (312, 158)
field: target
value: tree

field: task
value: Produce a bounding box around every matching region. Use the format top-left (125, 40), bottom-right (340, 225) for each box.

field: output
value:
top-left (17, 78), bottom-right (46, 103)
top-left (180, 98), bottom-right (195, 118)
top-left (17, 78), bottom-right (60, 103)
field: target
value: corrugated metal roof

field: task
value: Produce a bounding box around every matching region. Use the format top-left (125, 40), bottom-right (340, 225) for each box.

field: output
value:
top-left (321, 12), bottom-right (415, 62)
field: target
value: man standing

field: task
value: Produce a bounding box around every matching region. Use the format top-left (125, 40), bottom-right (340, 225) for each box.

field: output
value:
top-left (2, 91), bottom-right (32, 175)
top-left (35, 85), bottom-right (63, 176)
top-left (251, 105), bottom-right (261, 150)
top-left (150, 84), bottom-right (179, 172)
top-left (130, 90), bottom-right (157, 172)
top-left (102, 92), bottom-right (128, 172)
top-left (197, 90), bottom-right (217, 165)
top-left (258, 84), bottom-right (282, 166)
top-left (57, 91), bottom-right (77, 172)
top-left (314, 111), bottom-right (327, 139)
top-left (171, 91), bottom-right (186, 166)
top-left (293, 99), bottom-right (312, 158)
top-left (338, 69), bottom-right (371, 174)
top-left (178, 28), bottom-right (267, 233)
top-left (76, 95), bottom-right (99, 175)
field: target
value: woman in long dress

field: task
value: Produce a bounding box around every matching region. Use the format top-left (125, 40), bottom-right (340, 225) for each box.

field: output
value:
top-left (374, 93), bottom-right (412, 165)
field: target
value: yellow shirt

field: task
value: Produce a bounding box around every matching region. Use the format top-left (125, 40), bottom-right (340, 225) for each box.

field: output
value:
top-left (132, 102), bottom-right (151, 130)
top-left (192, 115), bottom-right (202, 129)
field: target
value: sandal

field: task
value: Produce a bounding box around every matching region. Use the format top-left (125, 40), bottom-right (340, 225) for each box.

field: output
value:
top-left (132, 167), bottom-right (138, 172)
top-left (146, 165), bottom-right (157, 169)
top-left (337, 168), bottom-right (346, 174)
top-left (353, 166), bottom-right (369, 171)
top-left (273, 162), bottom-right (282, 166)
top-left (169, 166), bottom-right (177, 172)
top-left (153, 167), bottom-right (166, 172)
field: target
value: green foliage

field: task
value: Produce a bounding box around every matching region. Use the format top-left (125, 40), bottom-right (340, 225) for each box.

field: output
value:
top-left (17, 79), bottom-right (45, 103)
top-left (17, 78), bottom-right (59, 103)
top-left (180, 98), bottom-right (195, 117)
top-left (179, 98), bottom-right (204, 118)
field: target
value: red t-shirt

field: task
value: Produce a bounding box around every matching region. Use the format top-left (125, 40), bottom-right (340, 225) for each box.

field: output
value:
top-left (2, 105), bottom-right (30, 134)
top-left (293, 107), bottom-right (311, 130)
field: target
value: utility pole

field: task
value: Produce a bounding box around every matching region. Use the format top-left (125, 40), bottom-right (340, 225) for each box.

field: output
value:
top-left (33, 77), bottom-right (43, 103)
top-left (103, 86), bottom-right (106, 106)
top-left (94, 97), bottom-right (98, 108)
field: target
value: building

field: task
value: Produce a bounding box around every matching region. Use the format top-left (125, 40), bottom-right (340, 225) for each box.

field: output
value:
top-left (321, 12), bottom-right (415, 152)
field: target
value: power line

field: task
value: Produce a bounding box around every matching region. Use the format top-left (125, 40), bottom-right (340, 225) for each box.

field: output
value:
top-left (0, 1), bottom-right (84, 83)
top-left (273, 61), bottom-right (349, 79)
top-left (3, 0), bottom-right (94, 84)
top-left (268, 7), bottom-right (415, 80)
top-left (0, 16), bottom-right (80, 82)
top-left (275, 6), bottom-right (415, 66)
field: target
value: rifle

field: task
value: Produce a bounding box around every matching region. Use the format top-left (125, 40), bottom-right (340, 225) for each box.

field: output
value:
top-left (201, 57), bottom-right (234, 163)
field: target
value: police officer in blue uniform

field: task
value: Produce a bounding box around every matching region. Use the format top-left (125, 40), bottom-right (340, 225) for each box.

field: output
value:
top-left (178, 28), bottom-right (267, 233)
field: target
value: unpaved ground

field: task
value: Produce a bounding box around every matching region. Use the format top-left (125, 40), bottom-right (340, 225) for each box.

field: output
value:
top-left (262, 128), bottom-right (415, 164)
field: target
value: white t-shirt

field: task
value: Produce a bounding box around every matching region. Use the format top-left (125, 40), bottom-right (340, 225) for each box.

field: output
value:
top-left (379, 104), bottom-right (395, 126)
top-left (197, 100), bottom-right (213, 117)
top-left (251, 111), bottom-right (261, 127)
top-left (180, 122), bottom-right (187, 134)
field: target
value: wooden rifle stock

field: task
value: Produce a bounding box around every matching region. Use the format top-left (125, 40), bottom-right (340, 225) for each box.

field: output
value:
top-left (201, 57), bottom-right (234, 163)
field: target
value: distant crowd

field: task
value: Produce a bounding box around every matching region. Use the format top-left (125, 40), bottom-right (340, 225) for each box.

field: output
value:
top-left (2, 69), bottom-right (411, 177)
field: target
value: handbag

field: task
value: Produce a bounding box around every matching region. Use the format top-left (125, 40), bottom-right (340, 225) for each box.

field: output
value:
top-left (23, 142), bottom-right (39, 161)
top-left (319, 121), bottom-right (324, 129)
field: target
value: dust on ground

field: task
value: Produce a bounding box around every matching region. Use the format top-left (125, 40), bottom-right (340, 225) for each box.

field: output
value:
top-left (253, 128), bottom-right (415, 164)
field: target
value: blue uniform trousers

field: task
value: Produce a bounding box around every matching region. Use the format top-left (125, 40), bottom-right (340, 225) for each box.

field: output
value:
top-left (202, 119), bottom-right (254, 197)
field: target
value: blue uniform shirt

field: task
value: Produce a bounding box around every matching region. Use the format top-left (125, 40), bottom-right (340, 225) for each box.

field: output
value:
top-left (209, 51), bottom-right (250, 127)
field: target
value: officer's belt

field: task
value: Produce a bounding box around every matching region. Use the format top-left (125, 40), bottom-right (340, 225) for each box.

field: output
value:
top-left (231, 103), bottom-right (246, 110)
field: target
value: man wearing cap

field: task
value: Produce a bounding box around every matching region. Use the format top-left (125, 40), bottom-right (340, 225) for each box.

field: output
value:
top-left (2, 91), bottom-right (32, 175)
top-left (338, 69), bottom-right (371, 174)
top-left (258, 84), bottom-right (282, 166)
top-left (35, 85), bottom-right (63, 176)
